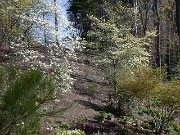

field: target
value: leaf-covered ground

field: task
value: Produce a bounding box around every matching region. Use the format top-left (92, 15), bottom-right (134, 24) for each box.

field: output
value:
top-left (41, 61), bottom-right (173, 135)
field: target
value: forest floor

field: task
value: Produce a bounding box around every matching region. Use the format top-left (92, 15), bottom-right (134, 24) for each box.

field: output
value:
top-left (42, 61), bottom-right (165, 135)
top-left (44, 82), bottom-right (158, 135)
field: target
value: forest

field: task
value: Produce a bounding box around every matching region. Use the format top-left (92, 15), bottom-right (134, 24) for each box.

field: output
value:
top-left (0, 0), bottom-right (179, 135)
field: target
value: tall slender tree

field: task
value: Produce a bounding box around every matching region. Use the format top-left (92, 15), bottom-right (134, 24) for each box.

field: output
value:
top-left (54, 0), bottom-right (59, 45)
top-left (175, 0), bottom-right (180, 39)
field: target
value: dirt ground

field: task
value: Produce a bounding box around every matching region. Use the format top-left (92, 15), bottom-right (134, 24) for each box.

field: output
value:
top-left (41, 61), bottom-right (178, 135)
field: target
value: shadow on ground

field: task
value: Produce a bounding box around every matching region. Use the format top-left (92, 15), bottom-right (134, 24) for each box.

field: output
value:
top-left (75, 100), bottom-right (105, 112)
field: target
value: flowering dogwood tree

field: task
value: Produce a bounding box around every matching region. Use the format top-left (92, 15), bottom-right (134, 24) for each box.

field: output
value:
top-left (0, 0), bottom-right (79, 93)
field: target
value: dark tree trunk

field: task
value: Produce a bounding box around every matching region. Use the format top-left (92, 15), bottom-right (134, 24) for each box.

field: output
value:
top-left (154, 0), bottom-right (161, 67)
top-left (43, 14), bottom-right (47, 45)
top-left (175, 0), bottom-right (180, 39)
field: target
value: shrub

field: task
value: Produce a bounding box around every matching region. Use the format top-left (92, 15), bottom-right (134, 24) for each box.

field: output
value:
top-left (110, 67), bottom-right (161, 114)
top-left (86, 83), bottom-right (98, 99)
top-left (117, 67), bottom-right (161, 99)
top-left (96, 111), bottom-right (114, 122)
top-left (0, 67), bottom-right (56, 135)
top-left (114, 67), bottom-right (180, 134)
top-left (172, 121), bottom-right (180, 133)
top-left (96, 111), bottom-right (106, 122)
top-left (59, 121), bottom-right (71, 130)
top-left (151, 78), bottom-right (180, 134)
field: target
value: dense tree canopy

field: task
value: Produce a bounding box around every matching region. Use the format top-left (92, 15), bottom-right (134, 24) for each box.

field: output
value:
top-left (69, 0), bottom-right (180, 75)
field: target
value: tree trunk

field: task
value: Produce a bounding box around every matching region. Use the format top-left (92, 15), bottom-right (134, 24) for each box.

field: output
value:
top-left (54, 0), bottom-right (59, 45)
top-left (134, 0), bottom-right (138, 35)
top-left (43, 14), bottom-right (47, 45)
top-left (175, 0), bottom-right (180, 39)
top-left (154, 0), bottom-right (161, 68)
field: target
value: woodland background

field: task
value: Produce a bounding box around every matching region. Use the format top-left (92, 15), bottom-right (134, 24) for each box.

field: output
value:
top-left (0, 0), bottom-right (180, 135)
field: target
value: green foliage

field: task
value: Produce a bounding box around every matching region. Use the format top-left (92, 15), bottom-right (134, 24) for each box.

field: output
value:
top-left (69, 0), bottom-right (97, 11)
top-left (133, 119), bottom-right (141, 127)
top-left (85, 1), bottom-right (155, 69)
top-left (121, 115), bottom-right (132, 125)
top-left (56, 129), bottom-right (85, 135)
top-left (117, 67), bottom-right (162, 99)
top-left (119, 128), bottom-right (129, 135)
top-left (78, 1), bottom-right (155, 116)
top-left (92, 131), bottom-right (102, 135)
top-left (0, 0), bottom-right (77, 94)
top-left (138, 107), bottom-right (162, 117)
top-left (140, 107), bottom-right (180, 134)
top-left (59, 121), bottom-right (71, 130)
top-left (0, 0), bottom-right (36, 47)
top-left (0, 69), bottom-right (4, 95)
top-left (78, 1), bottom-right (154, 115)
top-left (144, 118), bottom-right (160, 131)
top-left (96, 111), bottom-right (114, 122)
top-left (152, 78), bottom-right (180, 109)
top-left (119, 127), bottom-right (136, 135)
top-left (57, 117), bottom-right (86, 133)
top-left (0, 67), bottom-right (55, 135)
top-left (110, 67), bottom-right (164, 114)
top-left (74, 116), bottom-right (88, 130)
top-left (86, 83), bottom-right (98, 98)
top-left (96, 111), bottom-right (106, 122)
top-left (105, 112), bottom-right (114, 120)
top-left (138, 107), bottom-right (165, 132)
top-left (115, 66), bottom-right (180, 134)
top-left (171, 121), bottom-right (180, 133)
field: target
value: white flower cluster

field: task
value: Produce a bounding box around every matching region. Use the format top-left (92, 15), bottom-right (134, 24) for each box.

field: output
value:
top-left (14, 46), bottom-right (75, 93)
top-left (3, 0), bottom-right (80, 95)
